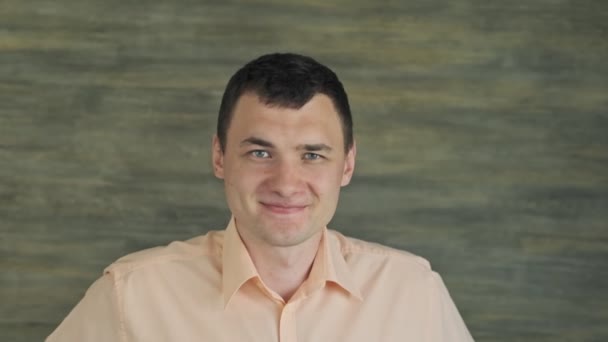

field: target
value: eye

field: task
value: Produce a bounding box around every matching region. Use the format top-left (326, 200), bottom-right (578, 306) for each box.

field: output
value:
top-left (250, 150), bottom-right (271, 159)
top-left (303, 152), bottom-right (322, 160)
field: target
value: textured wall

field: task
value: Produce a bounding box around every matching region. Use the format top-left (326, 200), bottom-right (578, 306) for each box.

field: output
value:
top-left (1, 0), bottom-right (607, 341)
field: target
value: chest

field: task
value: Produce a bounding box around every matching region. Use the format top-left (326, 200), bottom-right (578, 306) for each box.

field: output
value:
top-left (124, 284), bottom-right (431, 342)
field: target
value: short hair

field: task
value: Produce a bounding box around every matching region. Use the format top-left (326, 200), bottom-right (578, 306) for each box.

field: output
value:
top-left (217, 52), bottom-right (353, 153)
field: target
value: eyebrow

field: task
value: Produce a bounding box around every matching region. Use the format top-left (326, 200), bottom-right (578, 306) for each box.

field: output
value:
top-left (297, 143), bottom-right (332, 152)
top-left (240, 136), bottom-right (333, 152)
top-left (240, 137), bottom-right (275, 148)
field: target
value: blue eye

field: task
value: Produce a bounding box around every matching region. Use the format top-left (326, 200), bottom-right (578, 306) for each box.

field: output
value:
top-left (251, 150), bottom-right (270, 158)
top-left (303, 153), bottom-right (322, 160)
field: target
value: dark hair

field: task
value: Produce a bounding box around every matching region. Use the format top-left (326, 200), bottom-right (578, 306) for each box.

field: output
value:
top-left (217, 53), bottom-right (353, 152)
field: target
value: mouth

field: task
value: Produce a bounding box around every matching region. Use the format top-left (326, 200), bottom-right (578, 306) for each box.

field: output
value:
top-left (260, 202), bottom-right (308, 215)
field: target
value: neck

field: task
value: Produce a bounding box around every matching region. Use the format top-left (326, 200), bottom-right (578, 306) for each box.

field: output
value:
top-left (238, 230), bottom-right (323, 302)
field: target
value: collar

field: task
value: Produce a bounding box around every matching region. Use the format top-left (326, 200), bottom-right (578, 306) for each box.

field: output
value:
top-left (222, 217), bottom-right (260, 308)
top-left (305, 228), bottom-right (362, 301)
top-left (221, 217), bottom-right (362, 308)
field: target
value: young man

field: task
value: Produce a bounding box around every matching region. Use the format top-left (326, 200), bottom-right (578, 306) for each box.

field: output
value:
top-left (48, 53), bottom-right (474, 341)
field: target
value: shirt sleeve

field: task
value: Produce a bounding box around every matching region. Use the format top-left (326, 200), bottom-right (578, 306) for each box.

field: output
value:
top-left (46, 273), bottom-right (126, 342)
top-left (430, 272), bottom-right (475, 342)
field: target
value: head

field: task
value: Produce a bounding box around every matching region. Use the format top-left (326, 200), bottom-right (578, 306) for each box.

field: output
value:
top-left (212, 53), bottom-right (356, 250)
top-left (217, 53), bottom-right (353, 154)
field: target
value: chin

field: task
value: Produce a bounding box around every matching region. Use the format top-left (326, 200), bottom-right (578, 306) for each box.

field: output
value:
top-left (259, 221), bottom-right (317, 246)
top-left (266, 232), bottom-right (316, 248)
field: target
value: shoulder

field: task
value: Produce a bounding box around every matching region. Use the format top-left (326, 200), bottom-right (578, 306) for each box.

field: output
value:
top-left (104, 230), bottom-right (225, 279)
top-left (328, 229), bottom-right (433, 275)
top-left (327, 229), bottom-right (447, 303)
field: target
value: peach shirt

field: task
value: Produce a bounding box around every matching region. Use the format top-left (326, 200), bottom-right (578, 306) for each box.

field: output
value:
top-left (47, 218), bottom-right (474, 341)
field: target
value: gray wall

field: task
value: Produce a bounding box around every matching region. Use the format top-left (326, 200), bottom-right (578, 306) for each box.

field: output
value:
top-left (1, 1), bottom-right (607, 341)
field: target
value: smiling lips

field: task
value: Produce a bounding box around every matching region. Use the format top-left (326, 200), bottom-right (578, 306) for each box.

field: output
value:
top-left (260, 202), bottom-right (308, 214)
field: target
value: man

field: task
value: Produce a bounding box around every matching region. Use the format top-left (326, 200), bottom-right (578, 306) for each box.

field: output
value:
top-left (47, 53), bottom-right (474, 341)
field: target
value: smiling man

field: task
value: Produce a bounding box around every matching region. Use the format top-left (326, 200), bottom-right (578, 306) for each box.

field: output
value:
top-left (213, 91), bottom-right (355, 301)
top-left (47, 53), bottom-right (474, 341)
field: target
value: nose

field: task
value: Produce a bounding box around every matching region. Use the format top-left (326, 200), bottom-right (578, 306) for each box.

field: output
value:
top-left (267, 158), bottom-right (304, 198)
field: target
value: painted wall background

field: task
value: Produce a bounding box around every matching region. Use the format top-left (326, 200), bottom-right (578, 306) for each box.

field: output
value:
top-left (1, 0), bottom-right (607, 341)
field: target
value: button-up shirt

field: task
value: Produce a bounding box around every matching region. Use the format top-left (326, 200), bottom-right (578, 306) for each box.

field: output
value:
top-left (47, 218), bottom-right (474, 341)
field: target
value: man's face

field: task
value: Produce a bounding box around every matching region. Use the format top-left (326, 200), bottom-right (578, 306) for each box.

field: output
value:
top-left (212, 93), bottom-right (355, 248)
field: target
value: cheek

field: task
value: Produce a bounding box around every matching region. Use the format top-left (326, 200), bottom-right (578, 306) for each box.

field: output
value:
top-left (224, 173), bottom-right (263, 213)
top-left (226, 165), bottom-right (267, 194)
top-left (307, 168), bottom-right (344, 196)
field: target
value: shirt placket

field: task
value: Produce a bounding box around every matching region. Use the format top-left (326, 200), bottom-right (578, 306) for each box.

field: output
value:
top-left (278, 302), bottom-right (298, 342)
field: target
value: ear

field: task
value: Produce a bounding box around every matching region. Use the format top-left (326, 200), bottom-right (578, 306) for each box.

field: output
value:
top-left (341, 140), bottom-right (356, 187)
top-left (212, 135), bottom-right (225, 179)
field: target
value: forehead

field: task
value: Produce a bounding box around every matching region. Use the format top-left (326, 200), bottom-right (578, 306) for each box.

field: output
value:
top-left (228, 93), bottom-right (344, 143)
